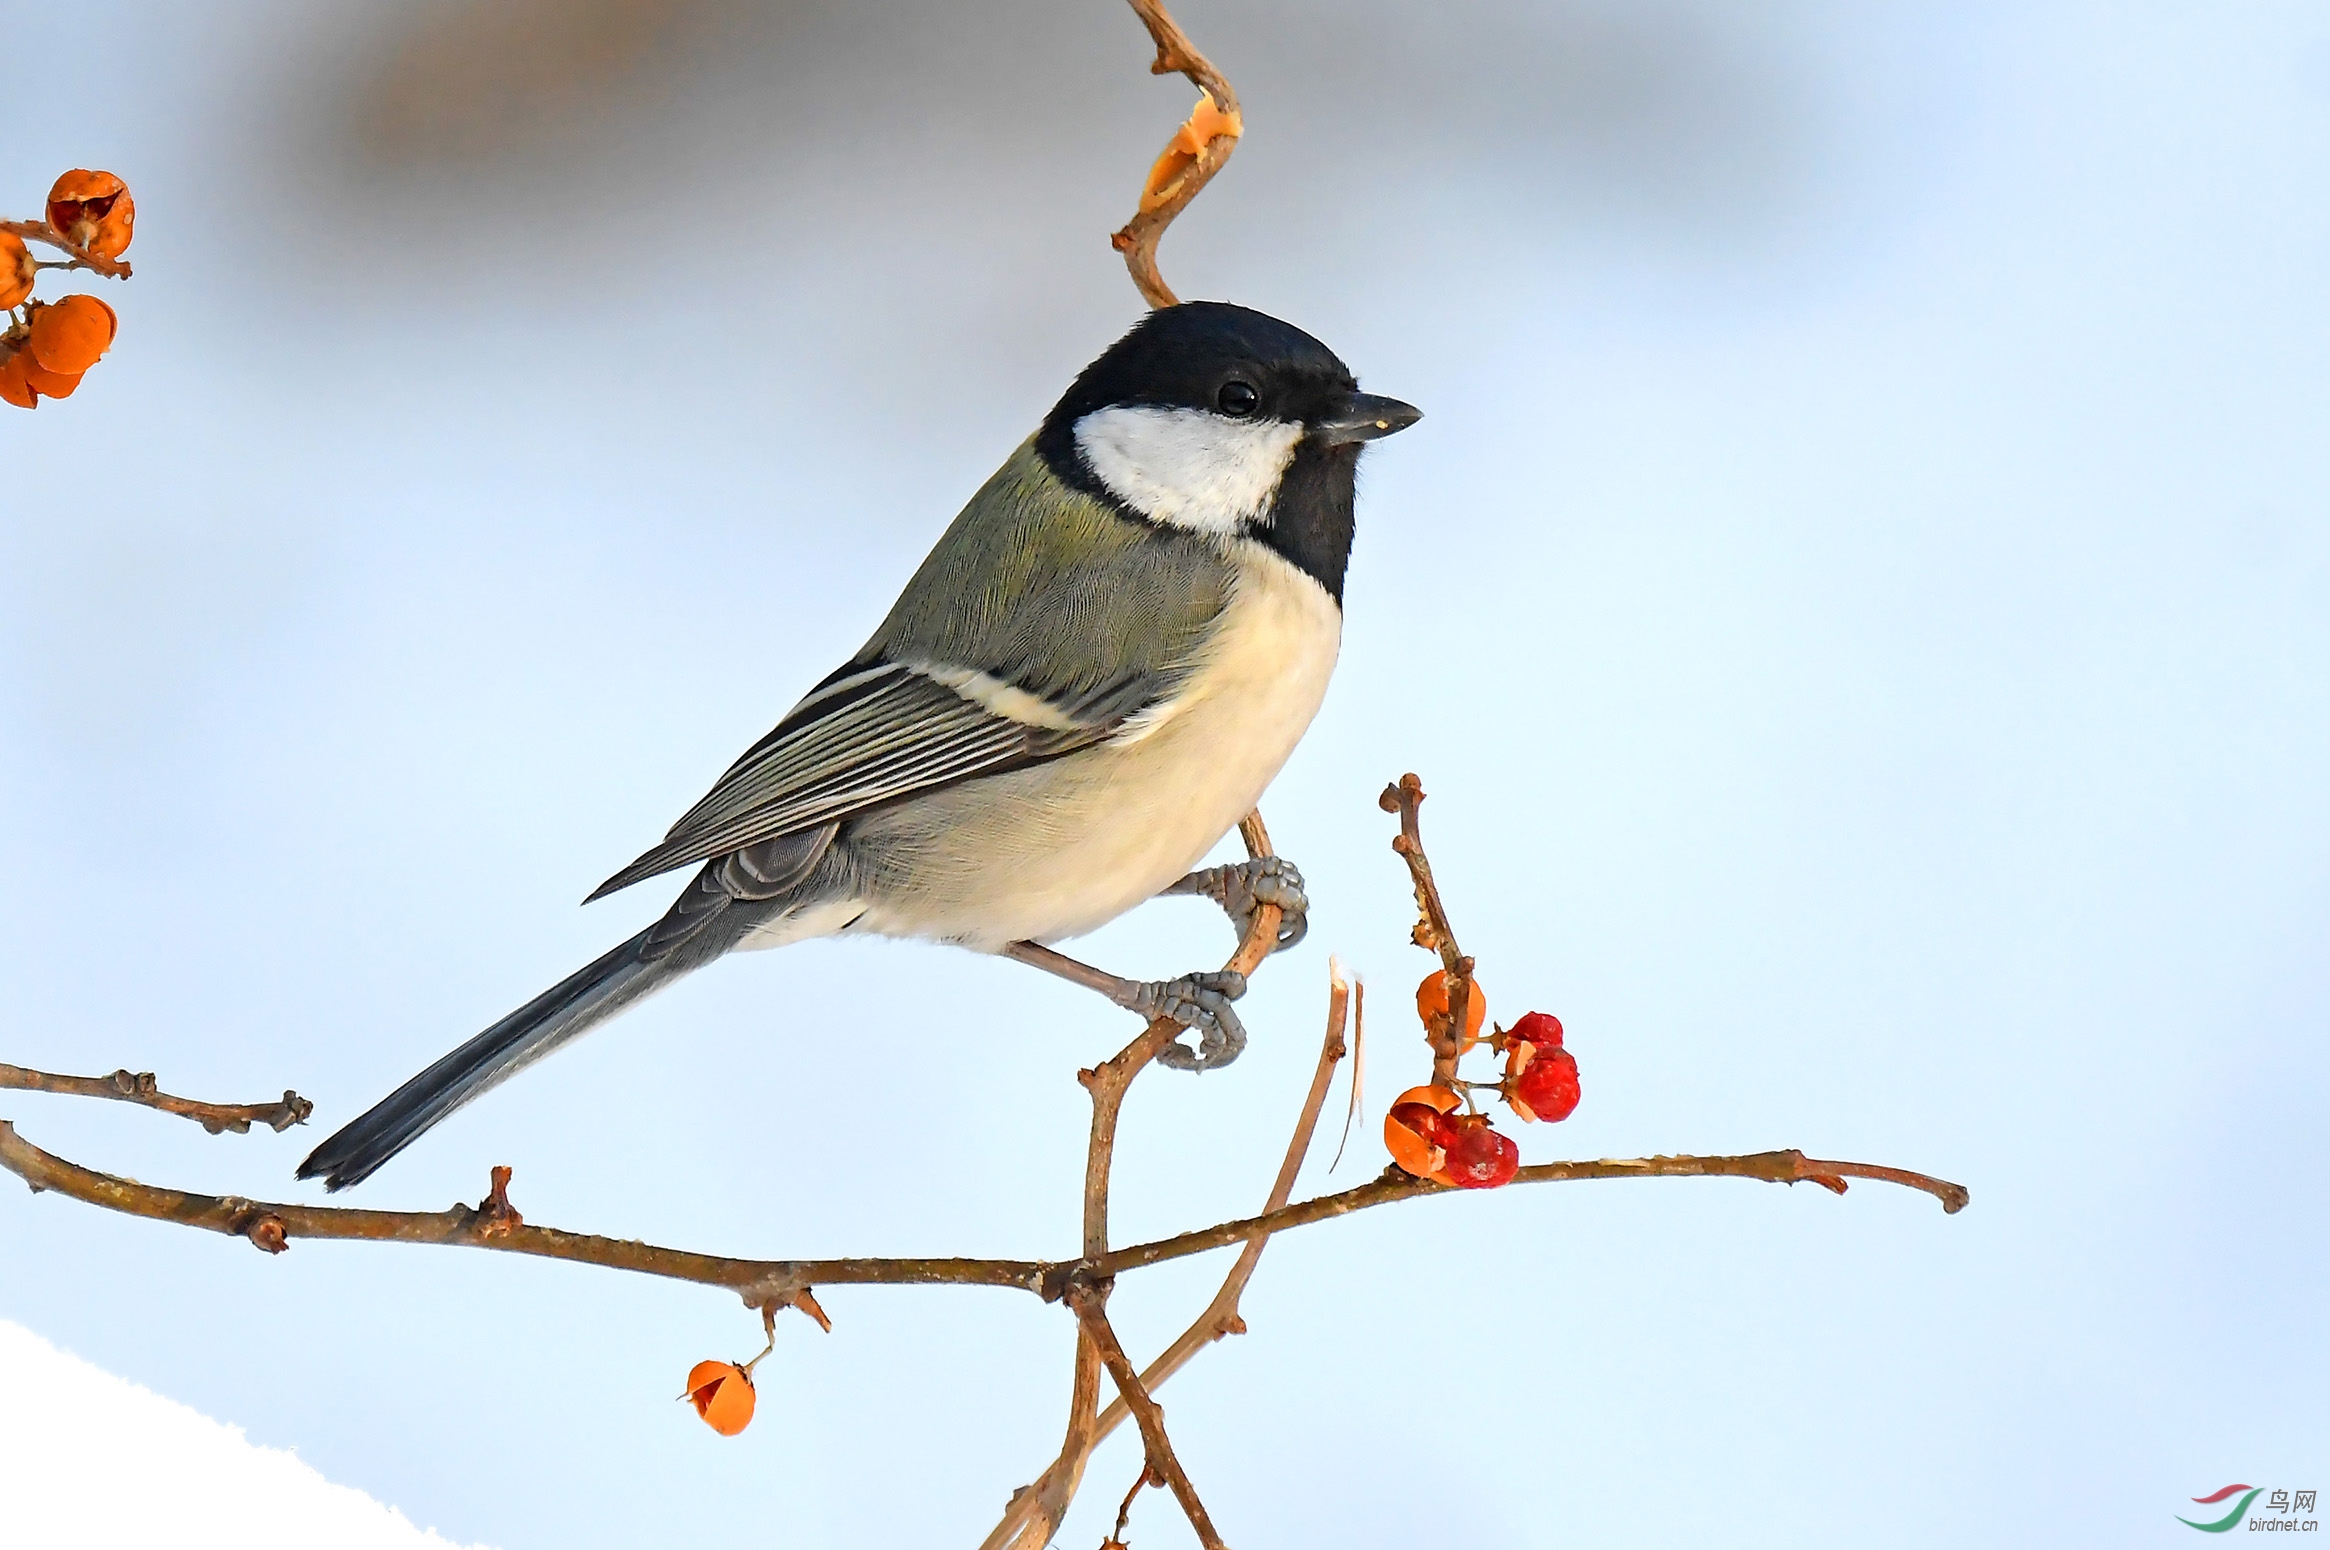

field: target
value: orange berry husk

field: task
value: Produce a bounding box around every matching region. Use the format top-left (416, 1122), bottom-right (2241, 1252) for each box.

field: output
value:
top-left (29, 295), bottom-right (117, 375)
top-left (46, 169), bottom-right (135, 259)
top-left (1384, 1084), bottom-right (1464, 1181)
top-left (1391, 1084), bottom-right (1463, 1115)
top-left (1138, 92), bottom-right (1242, 213)
top-left (1383, 1108), bottom-right (1445, 1178)
top-left (682, 1360), bottom-right (756, 1436)
top-left (21, 357), bottom-right (82, 399)
top-left (0, 348), bottom-right (35, 410)
top-left (0, 235), bottom-right (34, 310)
top-left (1415, 970), bottom-right (1487, 1052)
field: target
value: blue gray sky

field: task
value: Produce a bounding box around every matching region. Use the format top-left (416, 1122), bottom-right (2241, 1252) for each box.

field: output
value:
top-left (4, 3), bottom-right (2326, 1545)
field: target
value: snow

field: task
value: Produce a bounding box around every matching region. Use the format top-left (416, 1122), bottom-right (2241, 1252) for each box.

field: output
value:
top-left (0, 1320), bottom-right (493, 1550)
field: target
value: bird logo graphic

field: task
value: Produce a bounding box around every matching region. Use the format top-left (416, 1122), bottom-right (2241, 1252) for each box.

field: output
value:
top-left (2178, 1484), bottom-right (2262, 1532)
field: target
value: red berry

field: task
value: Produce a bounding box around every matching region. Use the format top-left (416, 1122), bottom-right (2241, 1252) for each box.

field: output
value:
top-left (1439, 1113), bottom-right (1519, 1188)
top-left (1507, 1011), bottom-right (1564, 1051)
top-left (1509, 1046), bottom-right (1581, 1124)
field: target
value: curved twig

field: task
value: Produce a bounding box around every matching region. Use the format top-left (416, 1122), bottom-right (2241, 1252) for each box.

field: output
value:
top-left (1111, 0), bottom-right (1243, 307)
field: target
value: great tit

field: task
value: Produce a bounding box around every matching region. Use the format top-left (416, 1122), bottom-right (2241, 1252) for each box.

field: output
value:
top-left (299, 301), bottom-right (1419, 1190)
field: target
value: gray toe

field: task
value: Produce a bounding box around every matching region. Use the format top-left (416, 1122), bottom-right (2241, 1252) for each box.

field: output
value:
top-left (1133, 971), bottom-right (1251, 1072)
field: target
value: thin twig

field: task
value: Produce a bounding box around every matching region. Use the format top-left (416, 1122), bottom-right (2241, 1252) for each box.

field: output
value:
top-left (1101, 1150), bottom-right (1972, 1278)
top-left (1106, 1462), bottom-right (1162, 1549)
top-left (0, 219), bottom-right (132, 280)
top-left (1330, 976), bottom-right (1365, 1170)
top-left (0, 1063), bottom-right (312, 1136)
top-left (1379, 774), bottom-right (1474, 1086)
top-left (1111, 0), bottom-right (1242, 307)
top-left (1068, 1280), bottom-right (1229, 1550)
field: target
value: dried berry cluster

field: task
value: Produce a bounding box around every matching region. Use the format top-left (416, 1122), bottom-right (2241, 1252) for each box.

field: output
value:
top-left (2, 169), bottom-right (133, 410)
top-left (1385, 979), bottom-right (1581, 1189)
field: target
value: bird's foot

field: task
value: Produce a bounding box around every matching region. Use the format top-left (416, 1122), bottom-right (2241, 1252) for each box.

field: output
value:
top-left (1117, 969), bottom-right (1250, 1072)
top-left (1166, 857), bottom-right (1309, 953)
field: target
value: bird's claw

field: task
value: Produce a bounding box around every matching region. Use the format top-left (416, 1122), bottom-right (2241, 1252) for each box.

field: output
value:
top-left (1167, 857), bottom-right (1309, 953)
top-left (1119, 970), bottom-right (1250, 1072)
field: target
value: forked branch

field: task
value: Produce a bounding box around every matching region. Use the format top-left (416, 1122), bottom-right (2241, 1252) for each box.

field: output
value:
top-left (1068, 1279), bottom-right (1227, 1550)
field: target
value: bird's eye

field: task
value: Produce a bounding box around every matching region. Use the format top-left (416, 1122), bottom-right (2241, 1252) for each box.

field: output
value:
top-left (1216, 380), bottom-right (1260, 417)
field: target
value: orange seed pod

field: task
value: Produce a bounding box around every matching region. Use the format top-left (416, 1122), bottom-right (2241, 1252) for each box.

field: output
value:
top-left (29, 295), bottom-right (117, 376)
top-left (1415, 969), bottom-right (1487, 1052)
top-left (21, 357), bottom-right (82, 400)
top-left (46, 169), bottom-right (135, 260)
top-left (682, 1360), bottom-right (756, 1436)
top-left (1383, 1083), bottom-right (1463, 1182)
top-left (0, 347), bottom-right (35, 410)
top-left (1138, 92), bottom-right (1241, 214)
top-left (0, 234), bottom-right (34, 310)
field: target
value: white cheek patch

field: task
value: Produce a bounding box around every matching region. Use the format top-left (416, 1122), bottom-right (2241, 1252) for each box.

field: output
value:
top-left (1073, 405), bottom-right (1303, 534)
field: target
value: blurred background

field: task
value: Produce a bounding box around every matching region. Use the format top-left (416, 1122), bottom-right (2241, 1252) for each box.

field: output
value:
top-left (4, 1), bottom-right (2326, 1544)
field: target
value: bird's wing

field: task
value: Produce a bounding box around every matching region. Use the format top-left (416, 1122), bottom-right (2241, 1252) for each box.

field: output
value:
top-left (589, 440), bottom-right (1234, 900)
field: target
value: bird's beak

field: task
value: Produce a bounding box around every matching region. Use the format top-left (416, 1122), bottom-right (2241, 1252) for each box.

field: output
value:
top-left (1315, 392), bottom-right (1423, 445)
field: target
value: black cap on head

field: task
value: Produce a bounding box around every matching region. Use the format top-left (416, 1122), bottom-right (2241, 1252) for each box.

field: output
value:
top-left (1038, 301), bottom-right (1360, 464)
top-left (1035, 301), bottom-right (1417, 603)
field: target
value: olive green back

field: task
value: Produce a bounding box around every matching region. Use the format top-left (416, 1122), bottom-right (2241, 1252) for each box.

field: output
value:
top-left (863, 439), bottom-right (1234, 721)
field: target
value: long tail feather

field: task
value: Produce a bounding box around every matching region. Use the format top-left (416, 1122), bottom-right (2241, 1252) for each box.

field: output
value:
top-left (297, 929), bottom-right (679, 1191)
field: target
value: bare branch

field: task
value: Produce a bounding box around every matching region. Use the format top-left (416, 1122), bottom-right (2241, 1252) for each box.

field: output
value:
top-left (0, 1125), bottom-right (1046, 1293)
top-left (0, 1062), bottom-right (312, 1135)
top-left (1111, 0), bottom-right (1242, 307)
top-left (1068, 1279), bottom-right (1229, 1550)
top-left (0, 219), bottom-right (132, 280)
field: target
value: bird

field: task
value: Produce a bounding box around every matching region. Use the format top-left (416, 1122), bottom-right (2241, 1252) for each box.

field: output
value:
top-left (298, 300), bottom-right (1419, 1190)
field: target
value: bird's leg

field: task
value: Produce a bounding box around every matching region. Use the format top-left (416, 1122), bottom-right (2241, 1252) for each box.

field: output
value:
top-left (1163, 856), bottom-right (1309, 953)
top-left (1001, 941), bottom-right (1249, 1072)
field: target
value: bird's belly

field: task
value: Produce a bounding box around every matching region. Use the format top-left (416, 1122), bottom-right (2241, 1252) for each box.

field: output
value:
top-left (834, 546), bottom-right (1341, 951)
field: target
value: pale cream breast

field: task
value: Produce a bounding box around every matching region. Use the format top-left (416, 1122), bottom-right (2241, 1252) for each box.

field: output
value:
top-left (818, 539), bottom-right (1343, 951)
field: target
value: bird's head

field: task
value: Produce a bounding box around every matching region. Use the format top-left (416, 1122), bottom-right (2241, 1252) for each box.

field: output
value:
top-left (1036, 301), bottom-right (1419, 600)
